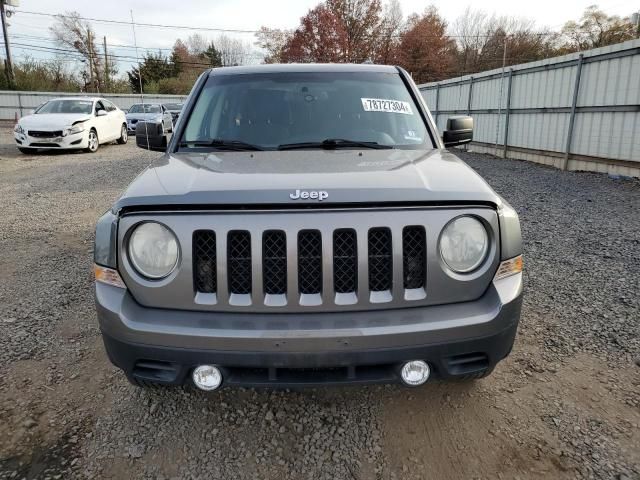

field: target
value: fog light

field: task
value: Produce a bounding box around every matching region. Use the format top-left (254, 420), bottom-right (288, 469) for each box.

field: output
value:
top-left (400, 360), bottom-right (430, 386)
top-left (192, 365), bottom-right (222, 391)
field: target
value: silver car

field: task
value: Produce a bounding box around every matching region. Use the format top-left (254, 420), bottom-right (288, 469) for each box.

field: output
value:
top-left (95, 64), bottom-right (523, 391)
top-left (125, 103), bottom-right (173, 135)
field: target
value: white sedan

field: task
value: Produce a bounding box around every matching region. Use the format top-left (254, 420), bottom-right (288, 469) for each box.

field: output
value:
top-left (14, 97), bottom-right (128, 154)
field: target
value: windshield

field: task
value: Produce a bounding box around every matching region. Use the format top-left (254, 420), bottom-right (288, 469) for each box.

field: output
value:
top-left (180, 72), bottom-right (432, 150)
top-left (129, 104), bottom-right (161, 114)
top-left (37, 99), bottom-right (93, 115)
top-left (163, 103), bottom-right (183, 110)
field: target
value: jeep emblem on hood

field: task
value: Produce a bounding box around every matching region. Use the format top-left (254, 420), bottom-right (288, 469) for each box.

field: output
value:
top-left (289, 189), bottom-right (329, 201)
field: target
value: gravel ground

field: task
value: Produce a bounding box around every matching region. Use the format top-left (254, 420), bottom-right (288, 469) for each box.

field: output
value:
top-left (0, 130), bottom-right (638, 480)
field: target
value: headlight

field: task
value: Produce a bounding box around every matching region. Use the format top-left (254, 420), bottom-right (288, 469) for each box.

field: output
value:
top-left (128, 222), bottom-right (179, 279)
top-left (155, 115), bottom-right (163, 122)
top-left (14, 124), bottom-right (24, 134)
top-left (439, 216), bottom-right (489, 273)
top-left (64, 124), bottom-right (85, 136)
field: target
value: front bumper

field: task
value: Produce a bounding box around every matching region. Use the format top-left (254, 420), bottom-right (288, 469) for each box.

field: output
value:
top-left (97, 273), bottom-right (523, 387)
top-left (14, 131), bottom-right (88, 149)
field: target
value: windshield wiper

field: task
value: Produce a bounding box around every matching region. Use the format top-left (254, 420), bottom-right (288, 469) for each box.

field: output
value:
top-left (278, 139), bottom-right (393, 150)
top-left (178, 138), bottom-right (265, 151)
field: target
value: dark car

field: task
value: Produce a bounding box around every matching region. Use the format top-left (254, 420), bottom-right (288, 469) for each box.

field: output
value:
top-left (94, 64), bottom-right (523, 391)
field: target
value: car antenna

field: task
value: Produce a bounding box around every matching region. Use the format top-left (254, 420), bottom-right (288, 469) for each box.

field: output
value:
top-left (130, 10), bottom-right (150, 151)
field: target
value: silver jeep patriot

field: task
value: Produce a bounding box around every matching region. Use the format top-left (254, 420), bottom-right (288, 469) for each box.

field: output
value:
top-left (94, 64), bottom-right (523, 390)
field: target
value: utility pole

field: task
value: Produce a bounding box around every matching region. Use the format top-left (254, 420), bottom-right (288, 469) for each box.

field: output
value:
top-left (87, 29), bottom-right (94, 93)
top-left (0, 0), bottom-right (16, 89)
top-left (103, 35), bottom-right (109, 92)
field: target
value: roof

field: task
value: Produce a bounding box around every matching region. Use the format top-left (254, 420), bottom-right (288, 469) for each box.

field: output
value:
top-left (49, 96), bottom-right (101, 101)
top-left (209, 63), bottom-right (399, 76)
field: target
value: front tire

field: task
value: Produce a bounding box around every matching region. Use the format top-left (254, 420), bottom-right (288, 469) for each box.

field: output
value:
top-left (117, 124), bottom-right (128, 144)
top-left (85, 129), bottom-right (99, 153)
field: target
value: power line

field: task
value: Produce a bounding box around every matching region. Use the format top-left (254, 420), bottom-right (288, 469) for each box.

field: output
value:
top-left (15, 9), bottom-right (260, 34)
top-left (13, 8), bottom-right (569, 39)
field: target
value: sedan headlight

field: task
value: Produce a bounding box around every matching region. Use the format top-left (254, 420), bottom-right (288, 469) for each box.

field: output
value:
top-left (439, 216), bottom-right (489, 273)
top-left (128, 222), bottom-right (179, 279)
top-left (64, 124), bottom-right (85, 136)
top-left (14, 123), bottom-right (24, 134)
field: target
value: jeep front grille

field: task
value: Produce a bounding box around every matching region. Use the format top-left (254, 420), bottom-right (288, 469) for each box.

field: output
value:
top-left (119, 208), bottom-right (500, 313)
top-left (192, 225), bottom-right (428, 308)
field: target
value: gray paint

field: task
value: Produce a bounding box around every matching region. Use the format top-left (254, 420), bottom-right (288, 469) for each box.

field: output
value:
top-left (96, 272), bottom-right (522, 352)
top-left (112, 149), bottom-right (504, 211)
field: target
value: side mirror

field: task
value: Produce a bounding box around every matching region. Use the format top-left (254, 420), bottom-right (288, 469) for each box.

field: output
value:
top-left (442, 116), bottom-right (473, 148)
top-left (135, 121), bottom-right (167, 152)
top-left (96, 109), bottom-right (108, 117)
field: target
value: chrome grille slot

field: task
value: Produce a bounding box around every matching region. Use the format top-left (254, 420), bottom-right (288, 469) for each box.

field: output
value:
top-left (227, 231), bottom-right (252, 295)
top-left (263, 230), bottom-right (287, 295)
top-left (333, 229), bottom-right (357, 293)
top-left (403, 226), bottom-right (426, 289)
top-left (368, 228), bottom-right (393, 301)
top-left (297, 230), bottom-right (322, 295)
top-left (193, 230), bottom-right (216, 293)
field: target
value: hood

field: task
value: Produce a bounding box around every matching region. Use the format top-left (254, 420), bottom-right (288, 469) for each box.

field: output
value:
top-left (126, 112), bottom-right (162, 121)
top-left (19, 113), bottom-right (91, 130)
top-left (113, 149), bottom-right (502, 211)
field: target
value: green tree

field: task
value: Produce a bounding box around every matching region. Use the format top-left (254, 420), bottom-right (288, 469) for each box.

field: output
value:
top-left (127, 51), bottom-right (175, 93)
top-left (202, 42), bottom-right (223, 67)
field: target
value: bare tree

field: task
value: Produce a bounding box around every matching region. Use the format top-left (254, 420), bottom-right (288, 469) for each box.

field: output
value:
top-left (186, 33), bottom-right (209, 56)
top-left (50, 11), bottom-right (103, 92)
top-left (376, 0), bottom-right (403, 64)
top-left (560, 5), bottom-right (636, 52)
top-left (451, 7), bottom-right (556, 75)
top-left (216, 34), bottom-right (251, 66)
top-left (255, 27), bottom-right (292, 63)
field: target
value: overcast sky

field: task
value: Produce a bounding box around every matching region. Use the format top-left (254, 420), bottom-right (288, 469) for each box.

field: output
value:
top-left (4, 0), bottom-right (636, 73)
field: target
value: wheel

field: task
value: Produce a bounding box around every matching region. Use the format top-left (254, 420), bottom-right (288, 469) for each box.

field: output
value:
top-left (85, 129), bottom-right (99, 153)
top-left (18, 147), bottom-right (35, 154)
top-left (117, 124), bottom-right (128, 144)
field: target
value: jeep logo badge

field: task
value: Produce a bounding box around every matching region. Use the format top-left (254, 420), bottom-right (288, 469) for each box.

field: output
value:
top-left (289, 189), bottom-right (329, 201)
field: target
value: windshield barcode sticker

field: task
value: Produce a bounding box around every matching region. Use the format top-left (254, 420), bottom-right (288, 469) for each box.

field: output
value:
top-left (361, 98), bottom-right (413, 115)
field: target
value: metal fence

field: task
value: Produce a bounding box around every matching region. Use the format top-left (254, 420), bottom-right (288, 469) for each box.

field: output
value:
top-left (0, 91), bottom-right (188, 120)
top-left (419, 39), bottom-right (640, 177)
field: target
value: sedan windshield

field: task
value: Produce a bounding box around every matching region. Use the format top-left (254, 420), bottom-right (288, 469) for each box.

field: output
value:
top-left (163, 103), bottom-right (183, 111)
top-left (37, 99), bottom-right (93, 115)
top-left (129, 104), bottom-right (161, 114)
top-left (180, 72), bottom-right (432, 150)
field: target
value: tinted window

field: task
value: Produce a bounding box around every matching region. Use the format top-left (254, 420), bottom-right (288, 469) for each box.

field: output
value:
top-left (37, 99), bottom-right (93, 115)
top-left (181, 72), bottom-right (432, 149)
top-left (163, 103), bottom-right (183, 110)
top-left (128, 104), bottom-right (161, 114)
